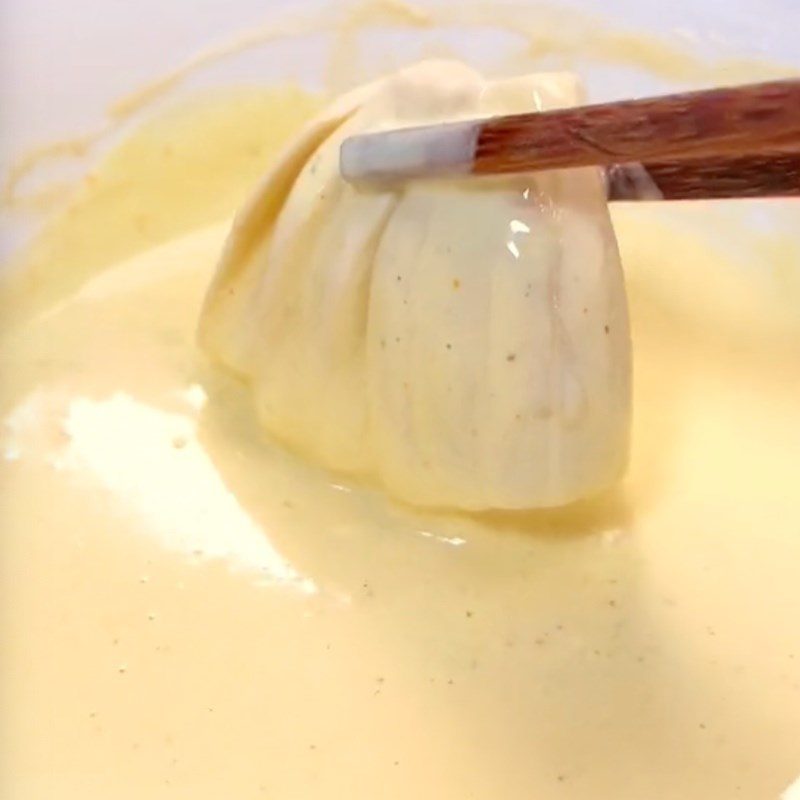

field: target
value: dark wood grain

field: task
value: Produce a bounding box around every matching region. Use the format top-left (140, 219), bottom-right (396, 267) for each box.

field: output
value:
top-left (473, 79), bottom-right (800, 176)
top-left (607, 152), bottom-right (800, 200)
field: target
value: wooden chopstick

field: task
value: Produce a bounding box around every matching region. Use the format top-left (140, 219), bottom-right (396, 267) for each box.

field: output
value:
top-left (340, 79), bottom-right (800, 200)
top-left (473, 79), bottom-right (800, 176)
top-left (608, 151), bottom-right (800, 201)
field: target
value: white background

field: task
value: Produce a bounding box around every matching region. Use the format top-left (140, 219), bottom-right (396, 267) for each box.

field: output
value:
top-left (2, 0), bottom-right (799, 173)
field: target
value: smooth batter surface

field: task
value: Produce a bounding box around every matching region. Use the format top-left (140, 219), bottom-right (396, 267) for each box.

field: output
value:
top-left (2, 62), bottom-right (800, 800)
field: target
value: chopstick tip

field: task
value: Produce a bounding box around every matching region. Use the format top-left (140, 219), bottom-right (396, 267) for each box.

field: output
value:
top-left (340, 121), bottom-right (480, 184)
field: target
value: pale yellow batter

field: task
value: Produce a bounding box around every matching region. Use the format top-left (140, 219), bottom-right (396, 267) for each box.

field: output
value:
top-left (198, 62), bottom-right (631, 510)
top-left (2, 12), bottom-right (800, 800)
